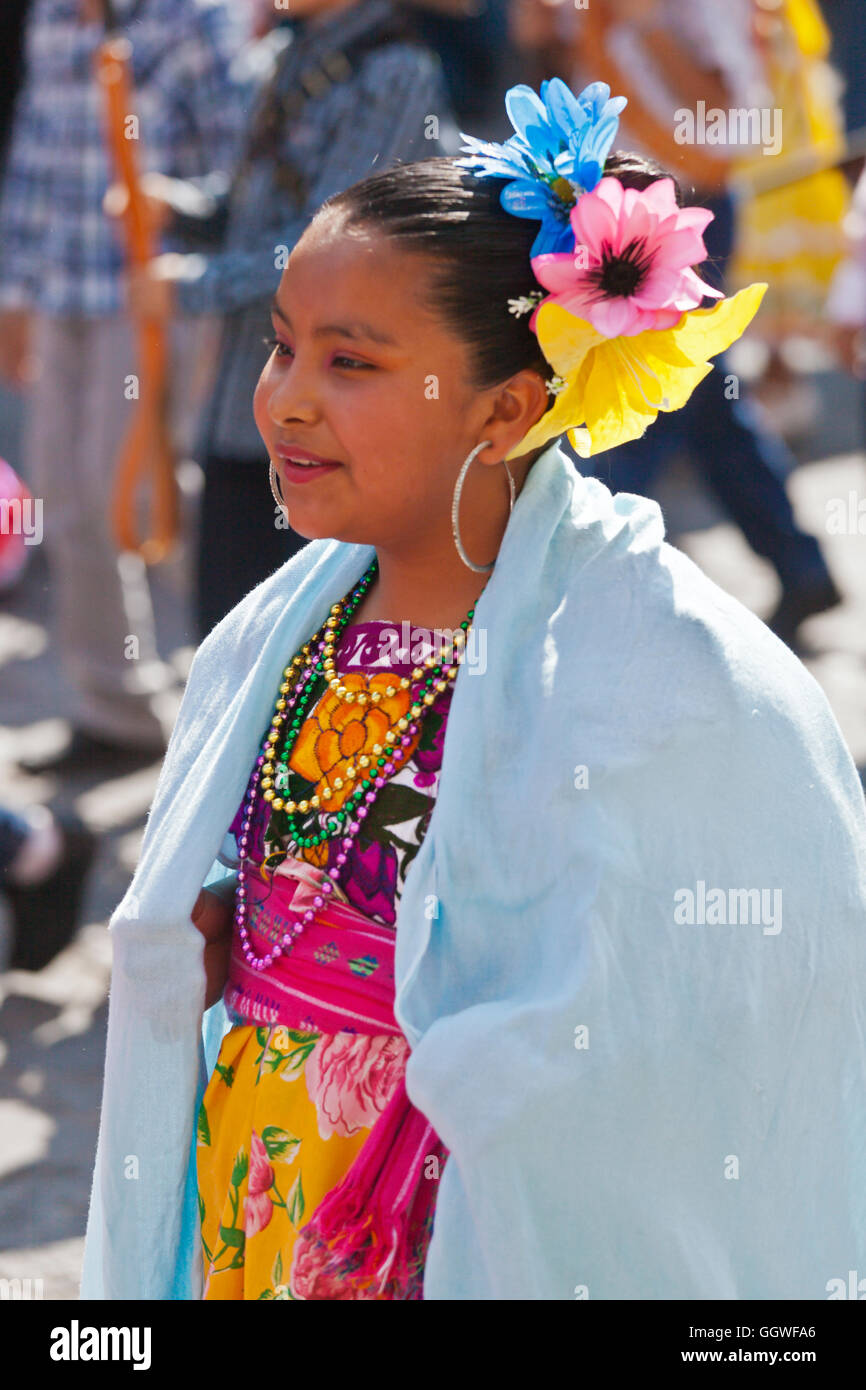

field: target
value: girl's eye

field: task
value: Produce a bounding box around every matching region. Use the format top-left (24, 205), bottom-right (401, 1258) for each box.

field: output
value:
top-left (332, 355), bottom-right (374, 370)
top-left (262, 335), bottom-right (292, 358)
top-left (262, 338), bottom-right (373, 371)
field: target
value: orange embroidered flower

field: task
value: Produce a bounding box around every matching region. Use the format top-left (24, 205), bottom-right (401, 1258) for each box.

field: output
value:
top-left (289, 673), bottom-right (419, 817)
top-left (300, 841), bottom-right (330, 869)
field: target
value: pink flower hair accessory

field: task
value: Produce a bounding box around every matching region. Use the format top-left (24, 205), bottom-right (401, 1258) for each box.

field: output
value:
top-left (529, 175), bottom-right (723, 339)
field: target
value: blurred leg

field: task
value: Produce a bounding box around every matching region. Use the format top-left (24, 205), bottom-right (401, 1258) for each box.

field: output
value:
top-left (680, 366), bottom-right (833, 588)
top-left (686, 192), bottom-right (834, 589)
top-left (25, 313), bottom-right (171, 748)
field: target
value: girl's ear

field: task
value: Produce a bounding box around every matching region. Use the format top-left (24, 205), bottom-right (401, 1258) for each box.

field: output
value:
top-left (477, 368), bottom-right (551, 461)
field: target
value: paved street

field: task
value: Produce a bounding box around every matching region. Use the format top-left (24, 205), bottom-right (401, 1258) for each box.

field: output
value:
top-left (1, 374), bottom-right (864, 1300)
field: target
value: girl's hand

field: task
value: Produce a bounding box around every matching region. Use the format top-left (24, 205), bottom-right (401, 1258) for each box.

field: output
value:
top-left (191, 887), bottom-right (234, 1010)
top-left (124, 259), bottom-right (178, 321)
top-left (832, 323), bottom-right (866, 379)
top-left (0, 309), bottom-right (37, 388)
top-left (103, 172), bottom-right (177, 239)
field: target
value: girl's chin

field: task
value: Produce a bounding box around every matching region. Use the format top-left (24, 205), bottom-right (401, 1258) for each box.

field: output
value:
top-left (279, 508), bottom-right (353, 545)
top-left (280, 515), bottom-right (331, 542)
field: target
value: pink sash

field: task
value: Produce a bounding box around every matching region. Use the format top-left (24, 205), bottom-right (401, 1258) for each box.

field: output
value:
top-left (224, 858), bottom-right (447, 1300)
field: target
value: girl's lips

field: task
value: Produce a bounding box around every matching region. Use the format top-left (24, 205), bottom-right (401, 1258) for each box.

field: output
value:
top-left (275, 446), bottom-right (340, 464)
top-left (276, 454), bottom-right (342, 484)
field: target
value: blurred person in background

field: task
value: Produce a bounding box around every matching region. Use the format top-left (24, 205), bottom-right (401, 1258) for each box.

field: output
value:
top-left (0, 0), bottom-right (33, 173)
top-left (0, 0), bottom-right (36, 399)
top-left (822, 0), bottom-right (866, 422)
top-left (726, 0), bottom-right (850, 432)
top-left (116, 0), bottom-right (459, 638)
top-left (0, 802), bottom-right (96, 972)
top-left (0, 0), bottom-right (250, 776)
top-left (405, 0), bottom-right (517, 135)
top-left (510, 0), bottom-right (844, 650)
top-left (0, 2), bottom-right (98, 976)
top-left (823, 0), bottom-right (866, 135)
top-left (826, 160), bottom-right (866, 413)
top-left (0, 1), bottom-right (33, 173)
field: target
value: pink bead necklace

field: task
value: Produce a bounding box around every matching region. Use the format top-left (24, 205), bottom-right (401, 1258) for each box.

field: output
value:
top-left (235, 558), bottom-right (477, 970)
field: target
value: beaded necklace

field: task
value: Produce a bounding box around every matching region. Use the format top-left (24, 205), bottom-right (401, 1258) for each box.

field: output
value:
top-left (235, 557), bottom-right (479, 969)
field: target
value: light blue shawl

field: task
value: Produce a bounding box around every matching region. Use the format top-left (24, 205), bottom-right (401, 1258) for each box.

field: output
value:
top-left (81, 440), bottom-right (866, 1299)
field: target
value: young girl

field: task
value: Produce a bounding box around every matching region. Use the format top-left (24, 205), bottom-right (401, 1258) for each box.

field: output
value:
top-left (82, 78), bottom-right (866, 1300)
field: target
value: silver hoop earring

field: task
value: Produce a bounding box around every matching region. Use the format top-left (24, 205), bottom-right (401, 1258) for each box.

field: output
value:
top-left (451, 440), bottom-right (515, 574)
top-left (269, 459), bottom-right (289, 523)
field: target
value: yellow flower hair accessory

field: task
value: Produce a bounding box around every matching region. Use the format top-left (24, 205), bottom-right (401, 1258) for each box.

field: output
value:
top-left (508, 282), bottom-right (768, 461)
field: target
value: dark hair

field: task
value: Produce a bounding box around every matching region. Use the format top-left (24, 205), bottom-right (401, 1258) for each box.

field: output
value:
top-left (316, 150), bottom-right (683, 404)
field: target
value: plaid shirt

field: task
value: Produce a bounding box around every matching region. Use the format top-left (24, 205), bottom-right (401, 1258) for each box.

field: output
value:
top-left (0, 0), bottom-right (251, 314)
top-left (168, 0), bottom-right (460, 318)
top-left (163, 0), bottom-right (460, 459)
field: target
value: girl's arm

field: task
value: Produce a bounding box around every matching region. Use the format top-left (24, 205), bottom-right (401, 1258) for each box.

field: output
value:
top-left (192, 879), bottom-right (236, 1010)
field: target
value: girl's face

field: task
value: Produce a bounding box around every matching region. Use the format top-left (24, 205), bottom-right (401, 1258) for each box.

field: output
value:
top-left (253, 214), bottom-right (545, 554)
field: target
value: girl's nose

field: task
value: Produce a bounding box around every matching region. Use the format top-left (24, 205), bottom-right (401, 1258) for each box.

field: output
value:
top-left (265, 361), bottom-right (319, 427)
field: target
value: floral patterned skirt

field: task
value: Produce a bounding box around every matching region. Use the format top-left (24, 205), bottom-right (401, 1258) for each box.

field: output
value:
top-left (196, 1020), bottom-right (410, 1300)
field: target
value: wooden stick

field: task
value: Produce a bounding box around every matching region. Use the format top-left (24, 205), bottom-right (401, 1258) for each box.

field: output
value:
top-left (93, 34), bottom-right (178, 564)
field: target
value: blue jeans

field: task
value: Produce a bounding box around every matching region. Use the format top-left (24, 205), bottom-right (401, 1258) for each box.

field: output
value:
top-left (575, 193), bottom-right (831, 591)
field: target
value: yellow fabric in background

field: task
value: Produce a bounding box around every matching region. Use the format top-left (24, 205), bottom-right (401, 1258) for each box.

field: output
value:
top-left (729, 0), bottom-right (850, 328)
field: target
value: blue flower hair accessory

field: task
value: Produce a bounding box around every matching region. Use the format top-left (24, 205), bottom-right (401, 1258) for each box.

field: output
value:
top-left (457, 78), bottom-right (627, 256)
